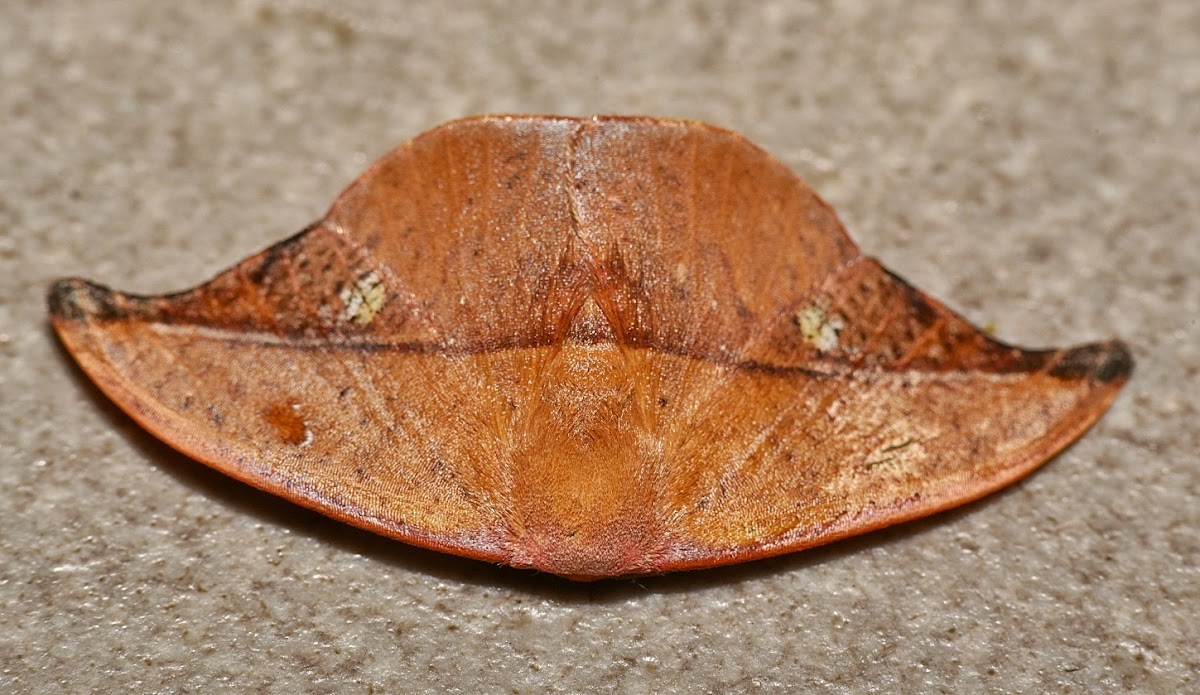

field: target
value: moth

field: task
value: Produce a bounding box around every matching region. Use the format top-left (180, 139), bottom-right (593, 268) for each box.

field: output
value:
top-left (50, 116), bottom-right (1131, 580)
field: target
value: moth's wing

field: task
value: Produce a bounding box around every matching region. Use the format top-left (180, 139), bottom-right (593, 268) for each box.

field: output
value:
top-left (48, 117), bottom-right (587, 562)
top-left (557, 119), bottom-right (1129, 572)
top-left (651, 257), bottom-right (1132, 570)
top-left (569, 117), bottom-right (860, 352)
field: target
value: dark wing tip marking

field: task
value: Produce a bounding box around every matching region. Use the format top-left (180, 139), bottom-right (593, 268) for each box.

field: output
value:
top-left (47, 278), bottom-right (120, 323)
top-left (1049, 340), bottom-right (1134, 384)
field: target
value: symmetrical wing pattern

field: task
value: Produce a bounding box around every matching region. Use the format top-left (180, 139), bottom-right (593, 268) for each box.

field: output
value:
top-left (50, 116), bottom-right (1131, 579)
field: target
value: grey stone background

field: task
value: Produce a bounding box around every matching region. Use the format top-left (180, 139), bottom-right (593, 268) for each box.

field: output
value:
top-left (2, 1), bottom-right (1196, 692)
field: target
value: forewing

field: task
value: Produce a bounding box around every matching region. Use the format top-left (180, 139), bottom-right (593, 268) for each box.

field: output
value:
top-left (47, 118), bottom-right (588, 562)
top-left (652, 257), bottom-right (1131, 569)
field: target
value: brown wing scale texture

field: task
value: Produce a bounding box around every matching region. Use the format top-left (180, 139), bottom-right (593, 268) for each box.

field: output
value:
top-left (49, 116), bottom-right (1131, 580)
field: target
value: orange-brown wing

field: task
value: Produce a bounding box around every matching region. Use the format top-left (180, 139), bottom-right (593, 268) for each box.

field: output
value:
top-left (644, 256), bottom-right (1131, 570)
top-left (568, 117), bottom-right (859, 354)
top-left (47, 117), bottom-right (593, 563)
top-left (323, 116), bottom-right (591, 349)
top-left (504, 117), bottom-right (1128, 576)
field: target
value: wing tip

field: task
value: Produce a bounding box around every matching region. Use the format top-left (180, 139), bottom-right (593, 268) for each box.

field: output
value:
top-left (47, 277), bottom-right (120, 324)
top-left (1049, 339), bottom-right (1134, 385)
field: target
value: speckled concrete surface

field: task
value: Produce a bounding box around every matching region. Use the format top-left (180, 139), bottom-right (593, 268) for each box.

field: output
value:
top-left (2, 2), bottom-right (1197, 692)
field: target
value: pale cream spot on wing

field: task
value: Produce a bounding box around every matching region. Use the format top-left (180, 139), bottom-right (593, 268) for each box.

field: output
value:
top-left (794, 304), bottom-right (844, 353)
top-left (340, 270), bottom-right (386, 324)
top-left (673, 262), bottom-right (688, 285)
